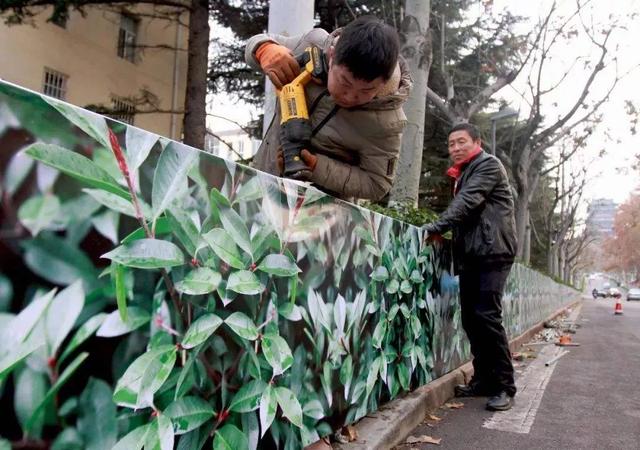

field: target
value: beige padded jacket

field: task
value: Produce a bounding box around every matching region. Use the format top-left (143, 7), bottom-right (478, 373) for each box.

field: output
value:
top-left (245, 27), bottom-right (412, 201)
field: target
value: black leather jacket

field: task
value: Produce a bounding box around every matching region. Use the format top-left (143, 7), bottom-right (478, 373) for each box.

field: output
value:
top-left (425, 151), bottom-right (517, 270)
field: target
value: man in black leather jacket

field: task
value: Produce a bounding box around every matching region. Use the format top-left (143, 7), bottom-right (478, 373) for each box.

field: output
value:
top-left (424, 122), bottom-right (518, 411)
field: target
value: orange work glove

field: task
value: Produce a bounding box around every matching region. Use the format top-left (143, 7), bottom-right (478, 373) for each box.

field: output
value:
top-left (300, 149), bottom-right (318, 172)
top-left (276, 148), bottom-right (316, 178)
top-left (256, 42), bottom-right (300, 89)
top-left (276, 148), bottom-right (284, 175)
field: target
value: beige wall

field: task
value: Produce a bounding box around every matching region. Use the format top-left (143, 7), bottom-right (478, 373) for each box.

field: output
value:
top-left (0, 6), bottom-right (189, 139)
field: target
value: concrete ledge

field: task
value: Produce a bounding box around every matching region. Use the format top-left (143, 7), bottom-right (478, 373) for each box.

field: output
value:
top-left (336, 297), bottom-right (583, 450)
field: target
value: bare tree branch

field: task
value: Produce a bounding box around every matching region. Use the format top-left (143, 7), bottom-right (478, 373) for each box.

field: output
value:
top-left (467, 71), bottom-right (517, 117)
top-left (205, 129), bottom-right (248, 163)
top-left (533, 29), bottom-right (612, 147)
top-left (426, 86), bottom-right (458, 123)
top-left (206, 112), bottom-right (256, 137)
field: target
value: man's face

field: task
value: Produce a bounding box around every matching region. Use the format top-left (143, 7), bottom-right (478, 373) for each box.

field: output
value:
top-left (448, 130), bottom-right (481, 164)
top-left (327, 50), bottom-right (385, 108)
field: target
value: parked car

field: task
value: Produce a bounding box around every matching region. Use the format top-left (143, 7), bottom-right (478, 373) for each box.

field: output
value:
top-left (609, 287), bottom-right (622, 298)
top-left (627, 288), bottom-right (640, 301)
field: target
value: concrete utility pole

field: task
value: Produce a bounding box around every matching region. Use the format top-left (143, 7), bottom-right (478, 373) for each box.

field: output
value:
top-left (262, 0), bottom-right (314, 135)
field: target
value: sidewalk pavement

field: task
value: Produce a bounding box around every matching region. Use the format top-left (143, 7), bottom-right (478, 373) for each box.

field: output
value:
top-left (337, 295), bottom-right (640, 449)
top-left (394, 296), bottom-right (640, 449)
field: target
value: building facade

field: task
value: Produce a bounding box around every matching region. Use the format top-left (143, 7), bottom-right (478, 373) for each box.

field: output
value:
top-left (586, 198), bottom-right (618, 237)
top-left (0, 6), bottom-right (188, 139)
top-left (205, 129), bottom-right (260, 161)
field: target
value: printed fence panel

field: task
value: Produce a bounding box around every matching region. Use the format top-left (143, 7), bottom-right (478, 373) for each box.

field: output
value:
top-left (0, 80), bottom-right (576, 448)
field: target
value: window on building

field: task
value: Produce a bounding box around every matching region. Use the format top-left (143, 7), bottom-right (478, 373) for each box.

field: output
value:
top-left (205, 136), bottom-right (220, 155)
top-left (110, 96), bottom-right (135, 125)
top-left (42, 68), bottom-right (68, 100)
top-left (236, 140), bottom-right (245, 157)
top-left (117, 14), bottom-right (139, 63)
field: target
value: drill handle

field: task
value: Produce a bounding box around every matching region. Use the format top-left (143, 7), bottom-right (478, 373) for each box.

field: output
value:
top-left (280, 118), bottom-right (313, 178)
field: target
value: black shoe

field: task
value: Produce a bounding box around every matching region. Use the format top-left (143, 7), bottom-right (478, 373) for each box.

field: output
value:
top-left (454, 383), bottom-right (494, 397)
top-left (486, 391), bottom-right (514, 411)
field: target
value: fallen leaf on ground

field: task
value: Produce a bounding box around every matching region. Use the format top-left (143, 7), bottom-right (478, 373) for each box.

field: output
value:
top-left (444, 402), bottom-right (464, 409)
top-left (426, 414), bottom-right (442, 422)
top-left (343, 425), bottom-right (358, 442)
top-left (558, 334), bottom-right (572, 345)
top-left (405, 435), bottom-right (442, 445)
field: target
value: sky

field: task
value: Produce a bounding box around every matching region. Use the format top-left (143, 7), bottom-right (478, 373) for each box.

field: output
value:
top-left (208, 0), bottom-right (640, 205)
top-left (490, 0), bottom-right (640, 206)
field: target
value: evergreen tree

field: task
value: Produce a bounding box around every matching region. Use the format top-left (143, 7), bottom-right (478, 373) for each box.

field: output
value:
top-left (420, 1), bottom-right (529, 210)
top-left (208, 0), bottom-right (268, 114)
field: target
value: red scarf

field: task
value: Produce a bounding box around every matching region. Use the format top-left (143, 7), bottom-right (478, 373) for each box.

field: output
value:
top-left (446, 146), bottom-right (482, 180)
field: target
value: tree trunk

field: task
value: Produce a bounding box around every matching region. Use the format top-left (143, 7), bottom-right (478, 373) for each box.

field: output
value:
top-left (560, 243), bottom-right (567, 281)
top-left (182, 0), bottom-right (209, 149)
top-left (514, 189), bottom-right (529, 260)
top-left (523, 213), bottom-right (531, 265)
top-left (388, 0), bottom-right (431, 207)
top-left (512, 150), bottom-right (541, 263)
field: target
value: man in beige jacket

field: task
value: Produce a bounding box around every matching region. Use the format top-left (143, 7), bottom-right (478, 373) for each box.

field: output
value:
top-left (245, 16), bottom-right (412, 201)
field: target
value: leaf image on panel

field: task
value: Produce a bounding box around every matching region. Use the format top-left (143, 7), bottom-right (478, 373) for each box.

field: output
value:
top-left (152, 142), bottom-right (198, 222)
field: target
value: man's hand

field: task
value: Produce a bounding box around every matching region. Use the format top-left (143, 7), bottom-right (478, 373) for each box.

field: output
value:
top-left (289, 149), bottom-right (317, 181)
top-left (300, 149), bottom-right (317, 172)
top-left (276, 148), bottom-right (317, 179)
top-left (276, 148), bottom-right (284, 176)
top-left (255, 42), bottom-right (300, 89)
top-left (423, 226), bottom-right (444, 245)
top-left (425, 233), bottom-right (444, 244)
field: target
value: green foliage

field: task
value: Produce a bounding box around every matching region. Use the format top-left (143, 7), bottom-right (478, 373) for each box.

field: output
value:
top-left (361, 202), bottom-right (439, 226)
top-left (25, 143), bottom-right (130, 199)
top-left (77, 378), bottom-right (118, 450)
top-left (17, 193), bottom-right (61, 236)
top-left (181, 314), bottom-right (223, 349)
top-left (0, 273), bottom-right (13, 312)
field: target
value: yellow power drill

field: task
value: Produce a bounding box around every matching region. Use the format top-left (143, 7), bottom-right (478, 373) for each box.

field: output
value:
top-left (278, 46), bottom-right (327, 179)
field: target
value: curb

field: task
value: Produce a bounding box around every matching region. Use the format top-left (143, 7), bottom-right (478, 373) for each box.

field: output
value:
top-left (335, 297), bottom-right (583, 450)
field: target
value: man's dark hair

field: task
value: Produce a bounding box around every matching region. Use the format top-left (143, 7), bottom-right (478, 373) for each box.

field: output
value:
top-left (333, 16), bottom-right (400, 81)
top-left (449, 122), bottom-right (481, 141)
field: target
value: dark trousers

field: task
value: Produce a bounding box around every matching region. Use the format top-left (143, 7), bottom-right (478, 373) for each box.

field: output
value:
top-left (459, 263), bottom-right (516, 396)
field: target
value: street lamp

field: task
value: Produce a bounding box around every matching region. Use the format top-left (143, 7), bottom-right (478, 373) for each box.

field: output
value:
top-left (489, 107), bottom-right (518, 155)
